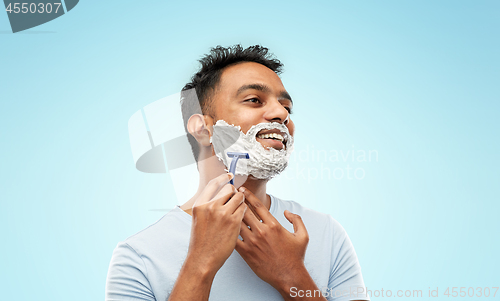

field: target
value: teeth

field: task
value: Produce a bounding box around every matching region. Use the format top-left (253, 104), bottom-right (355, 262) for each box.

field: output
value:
top-left (257, 133), bottom-right (285, 142)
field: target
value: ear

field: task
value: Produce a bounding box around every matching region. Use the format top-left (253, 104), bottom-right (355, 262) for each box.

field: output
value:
top-left (187, 114), bottom-right (213, 147)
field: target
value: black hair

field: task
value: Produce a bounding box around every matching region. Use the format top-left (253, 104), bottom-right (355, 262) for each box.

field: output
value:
top-left (180, 44), bottom-right (283, 162)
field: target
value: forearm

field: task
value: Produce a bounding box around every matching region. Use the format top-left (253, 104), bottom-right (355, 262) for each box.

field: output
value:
top-left (167, 256), bottom-right (217, 301)
top-left (276, 265), bottom-right (327, 301)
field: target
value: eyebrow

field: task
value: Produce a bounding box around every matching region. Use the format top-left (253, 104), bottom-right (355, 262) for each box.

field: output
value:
top-left (236, 83), bottom-right (293, 104)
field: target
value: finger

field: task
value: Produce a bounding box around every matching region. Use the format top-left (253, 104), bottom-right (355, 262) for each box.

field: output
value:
top-left (284, 210), bottom-right (308, 238)
top-left (235, 237), bottom-right (245, 253)
top-left (212, 184), bottom-right (237, 205)
top-left (234, 203), bottom-right (248, 221)
top-left (239, 187), bottom-right (275, 224)
top-left (239, 221), bottom-right (252, 240)
top-left (242, 202), bottom-right (260, 222)
top-left (242, 206), bottom-right (262, 231)
top-left (222, 191), bottom-right (245, 213)
top-left (244, 200), bottom-right (262, 221)
top-left (194, 173), bottom-right (234, 206)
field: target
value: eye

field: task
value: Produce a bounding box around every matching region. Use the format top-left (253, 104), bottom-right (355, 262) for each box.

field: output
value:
top-left (245, 98), bottom-right (261, 104)
top-left (284, 106), bottom-right (293, 114)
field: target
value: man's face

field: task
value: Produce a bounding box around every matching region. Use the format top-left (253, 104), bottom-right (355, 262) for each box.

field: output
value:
top-left (210, 62), bottom-right (295, 151)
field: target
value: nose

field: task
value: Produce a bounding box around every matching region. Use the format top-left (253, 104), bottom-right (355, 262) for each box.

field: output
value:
top-left (263, 99), bottom-right (290, 125)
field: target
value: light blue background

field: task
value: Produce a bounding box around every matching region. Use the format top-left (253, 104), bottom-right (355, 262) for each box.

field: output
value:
top-left (1, 1), bottom-right (498, 300)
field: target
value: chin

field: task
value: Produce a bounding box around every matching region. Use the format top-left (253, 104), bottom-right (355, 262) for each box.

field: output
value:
top-left (245, 175), bottom-right (269, 182)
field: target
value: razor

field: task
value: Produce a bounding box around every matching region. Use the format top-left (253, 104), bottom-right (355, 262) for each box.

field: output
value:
top-left (227, 152), bottom-right (250, 185)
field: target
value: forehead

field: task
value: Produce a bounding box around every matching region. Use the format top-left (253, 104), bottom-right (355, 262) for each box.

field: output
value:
top-left (217, 62), bottom-right (285, 94)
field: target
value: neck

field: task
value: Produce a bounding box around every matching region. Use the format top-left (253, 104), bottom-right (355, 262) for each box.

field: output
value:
top-left (180, 155), bottom-right (270, 215)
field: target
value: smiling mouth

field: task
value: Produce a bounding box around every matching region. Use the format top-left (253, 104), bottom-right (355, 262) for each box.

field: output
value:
top-left (256, 131), bottom-right (288, 150)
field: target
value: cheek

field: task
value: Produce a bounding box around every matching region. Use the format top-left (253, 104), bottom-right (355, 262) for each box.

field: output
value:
top-left (230, 113), bottom-right (261, 135)
top-left (287, 120), bottom-right (295, 136)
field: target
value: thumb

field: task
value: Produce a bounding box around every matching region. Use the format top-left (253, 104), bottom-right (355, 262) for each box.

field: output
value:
top-left (284, 210), bottom-right (307, 237)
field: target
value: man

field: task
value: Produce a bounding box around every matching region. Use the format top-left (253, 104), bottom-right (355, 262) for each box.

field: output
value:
top-left (106, 45), bottom-right (369, 301)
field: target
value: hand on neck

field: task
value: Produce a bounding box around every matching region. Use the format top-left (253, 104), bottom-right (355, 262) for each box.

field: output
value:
top-left (180, 156), bottom-right (271, 214)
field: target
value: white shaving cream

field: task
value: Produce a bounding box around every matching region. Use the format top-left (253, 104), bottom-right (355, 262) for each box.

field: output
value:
top-left (210, 120), bottom-right (294, 179)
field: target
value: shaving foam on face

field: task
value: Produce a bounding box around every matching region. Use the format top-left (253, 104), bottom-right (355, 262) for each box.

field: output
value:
top-left (210, 120), bottom-right (294, 180)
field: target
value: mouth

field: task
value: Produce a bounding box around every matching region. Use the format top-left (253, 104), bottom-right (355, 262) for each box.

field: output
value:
top-left (256, 129), bottom-right (288, 150)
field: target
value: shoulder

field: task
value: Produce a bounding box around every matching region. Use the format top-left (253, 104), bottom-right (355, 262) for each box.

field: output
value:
top-left (116, 207), bottom-right (191, 257)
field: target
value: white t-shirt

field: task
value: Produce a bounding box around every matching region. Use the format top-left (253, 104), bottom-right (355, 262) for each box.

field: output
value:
top-left (105, 195), bottom-right (369, 301)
